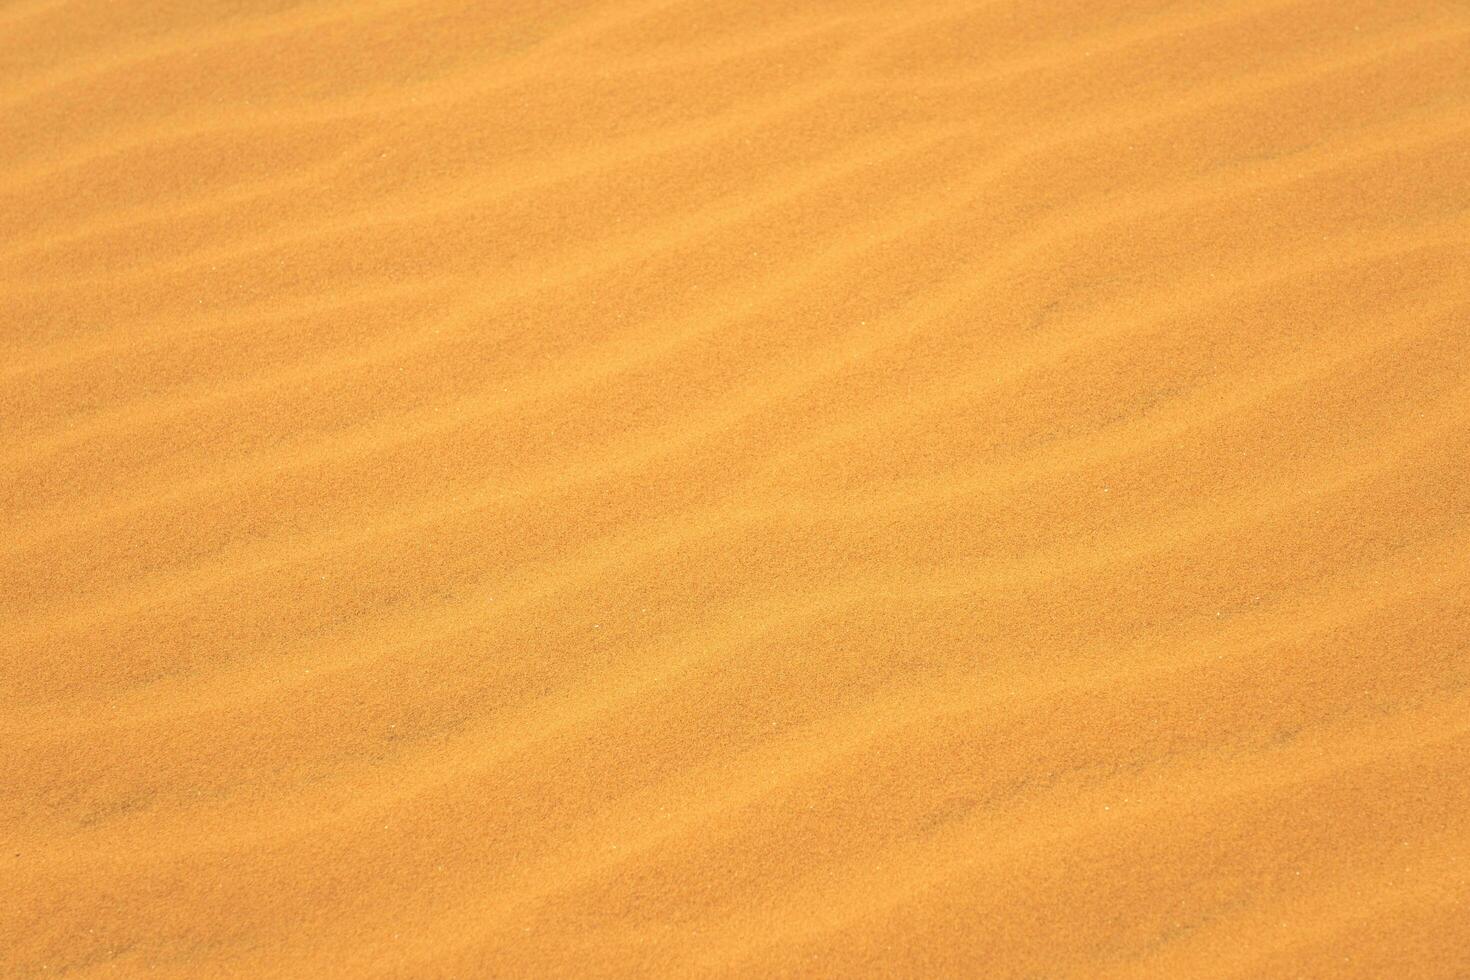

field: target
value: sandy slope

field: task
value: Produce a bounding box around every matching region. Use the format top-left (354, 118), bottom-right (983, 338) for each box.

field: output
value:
top-left (3, 0), bottom-right (1469, 976)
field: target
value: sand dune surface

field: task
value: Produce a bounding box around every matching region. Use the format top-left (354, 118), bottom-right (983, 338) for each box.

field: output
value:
top-left (3, 0), bottom-right (1470, 976)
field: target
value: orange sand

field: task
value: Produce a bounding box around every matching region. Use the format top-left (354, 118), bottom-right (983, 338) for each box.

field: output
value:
top-left (3, 1), bottom-right (1470, 976)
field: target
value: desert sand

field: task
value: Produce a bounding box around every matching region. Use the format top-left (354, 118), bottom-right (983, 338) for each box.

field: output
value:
top-left (2, 0), bottom-right (1469, 976)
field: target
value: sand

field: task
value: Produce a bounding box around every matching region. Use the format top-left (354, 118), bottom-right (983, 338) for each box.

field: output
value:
top-left (2, 0), bottom-right (1469, 976)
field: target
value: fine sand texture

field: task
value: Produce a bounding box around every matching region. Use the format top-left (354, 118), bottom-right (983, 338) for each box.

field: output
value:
top-left (3, 1), bottom-right (1470, 976)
